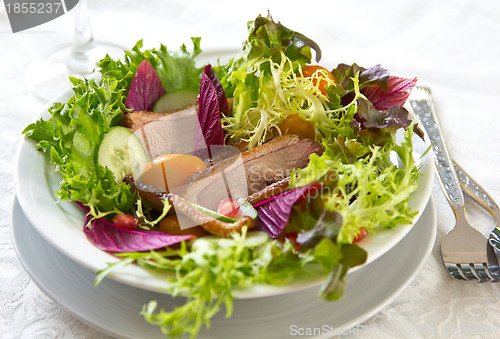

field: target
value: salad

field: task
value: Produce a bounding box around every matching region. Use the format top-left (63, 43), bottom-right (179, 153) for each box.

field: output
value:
top-left (23, 13), bottom-right (424, 339)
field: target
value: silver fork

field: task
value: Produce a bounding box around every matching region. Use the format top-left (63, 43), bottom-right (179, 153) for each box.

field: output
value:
top-left (409, 87), bottom-right (497, 281)
top-left (453, 161), bottom-right (500, 281)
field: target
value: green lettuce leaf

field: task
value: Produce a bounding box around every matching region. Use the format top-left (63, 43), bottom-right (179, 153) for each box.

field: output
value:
top-left (245, 12), bottom-right (321, 66)
top-left (98, 39), bottom-right (203, 95)
top-left (330, 63), bottom-right (389, 98)
top-left (296, 212), bottom-right (367, 301)
top-left (318, 243), bottom-right (367, 300)
top-left (24, 76), bottom-right (136, 215)
top-left (23, 39), bottom-right (205, 217)
top-left (351, 98), bottom-right (413, 145)
top-left (297, 210), bottom-right (343, 249)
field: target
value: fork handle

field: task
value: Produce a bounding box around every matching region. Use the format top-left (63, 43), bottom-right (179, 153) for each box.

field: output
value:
top-left (454, 161), bottom-right (500, 217)
top-left (410, 87), bottom-right (465, 213)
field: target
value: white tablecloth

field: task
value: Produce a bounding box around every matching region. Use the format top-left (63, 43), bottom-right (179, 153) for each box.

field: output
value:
top-left (1, 0), bottom-right (500, 338)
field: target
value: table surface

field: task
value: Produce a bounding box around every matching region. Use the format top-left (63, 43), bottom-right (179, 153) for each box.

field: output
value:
top-left (1, 0), bottom-right (500, 338)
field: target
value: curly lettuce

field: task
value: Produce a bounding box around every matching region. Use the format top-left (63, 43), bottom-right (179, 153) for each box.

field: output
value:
top-left (222, 54), bottom-right (360, 148)
top-left (96, 228), bottom-right (315, 339)
top-left (245, 12), bottom-right (322, 66)
top-left (291, 124), bottom-right (421, 243)
top-left (22, 39), bottom-right (204, 217)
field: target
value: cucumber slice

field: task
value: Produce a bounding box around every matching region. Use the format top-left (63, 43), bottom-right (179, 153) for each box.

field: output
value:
top-left (191, 203), bottom-right (237, 223)
top-left (153, 90), bottom-right (198, 112)
top-left (98, 126), bottom-right (149, 183)
top-left (237, 198), bottom-right (258, 220)
top-left (190, 199), bottom-right (257, 224)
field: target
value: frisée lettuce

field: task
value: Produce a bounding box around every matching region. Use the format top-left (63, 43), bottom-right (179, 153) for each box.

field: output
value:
top-left (290, 124), bottom-right (421, 244)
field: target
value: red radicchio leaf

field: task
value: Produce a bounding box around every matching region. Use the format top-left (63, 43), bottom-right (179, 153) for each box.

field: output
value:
top-left (202, 65), bottom-right (229, 115)
top-left (125, 59), bottom-right (166, 113)
top-left (254, 183), bottom-right (319, 238)
top-left (76, 202), bottom-right (192, 253)
top-left (194, 65), bottom-right (226, 153)
top-left (361, 76), bottom-right (418, 111)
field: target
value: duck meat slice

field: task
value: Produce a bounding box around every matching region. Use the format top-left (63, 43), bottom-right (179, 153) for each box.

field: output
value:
top-left (120, 105), bottom-right (198, 132)
top-left (183, 135), bottom-right (322, 211)
top-left (124, 175), bottom-right (254, 238)
top-left (121, 106), bottom-right (203, 160)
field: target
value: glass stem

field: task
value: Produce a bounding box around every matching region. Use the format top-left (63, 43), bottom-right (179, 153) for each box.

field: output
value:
top-left (68, 0), bottom-right (95, 74)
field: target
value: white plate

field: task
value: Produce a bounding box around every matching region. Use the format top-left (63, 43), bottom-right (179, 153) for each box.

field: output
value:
top-left (13, 49), bottom-right (434, 297)
top-left (11, 196), bottom-right (436, 339)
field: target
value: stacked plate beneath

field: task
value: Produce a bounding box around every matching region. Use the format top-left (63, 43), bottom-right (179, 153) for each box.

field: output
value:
top-left (11, 197), bottom-right (436, 339)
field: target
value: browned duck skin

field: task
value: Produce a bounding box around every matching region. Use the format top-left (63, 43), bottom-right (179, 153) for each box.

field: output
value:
top-left (246, 177), bottom-right (290, 205)
top-left (124, 175), bottom-right (254, 238)
top-left (167, 193), bottom-right (255, 238)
